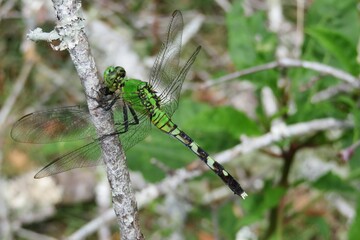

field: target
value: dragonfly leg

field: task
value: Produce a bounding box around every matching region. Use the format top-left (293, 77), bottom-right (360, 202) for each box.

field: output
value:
top-left (128, 106), bottom-right (139, 125)
top-left (102, 97), bottom-right (117, 110)
top-left (116, 104), bottom-right (129, 132)
top-left (85, 89), bottom-right (113, 110)
top-left (114, 105), bottom-right (139, 133)
top-left (102, 90), bottom-right (121, 111)
top-left (86, 86), bottom-right (121, 111)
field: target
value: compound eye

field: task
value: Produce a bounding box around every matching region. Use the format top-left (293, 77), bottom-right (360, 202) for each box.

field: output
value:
top-left (115, 66), bottom-right (126, 78)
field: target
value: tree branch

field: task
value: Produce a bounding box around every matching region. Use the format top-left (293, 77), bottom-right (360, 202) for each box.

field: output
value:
top-left (202, 58), bottom-right (360, 88)
top-left (311, 83), bottom-right (354, 103)
top-left (36, 0), bottom-right (144, 239)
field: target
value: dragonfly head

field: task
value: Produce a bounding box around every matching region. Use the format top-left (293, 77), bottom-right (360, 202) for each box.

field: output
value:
top-left (103, 66), bottom-right (126, 92)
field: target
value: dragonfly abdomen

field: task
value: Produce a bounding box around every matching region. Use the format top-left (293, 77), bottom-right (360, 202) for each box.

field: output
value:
top-left (163, 121), bottom-right (248, 199)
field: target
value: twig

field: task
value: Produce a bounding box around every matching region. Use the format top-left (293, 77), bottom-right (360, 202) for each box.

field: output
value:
top-left (311, 83), bottom-right (353, 103)
top-left (181, 13), bottom-right (204, 46)
top-left (201, 186), bottom-right (235, 204)
top-left (51, 1), bottom-right (143, 239)
top-left (278, 58), bottom-right (360, 88)
top-left (150, 158), bottom-right (174, 174)
top-left (295, 0), bottom-right (305, 55)
top-left (35, 63), bottom-right (84, 105)
top-left (0, 0), bottom-right (16, 20)
top-left (67, 117), bottom-right (352, 239)
top-left (211, 205), bottom-right (220, 239)
top-left (15, 228), bottom-right (57, 240)
top-left (0, 179), bottom-right (12, 240)
top-left (95, 176), bottom-right (112, 240)
top-left (214, 0), bottom-right (232, 12)
top-left (202, 59), bottom-right (360, 88)
top-left (237, 118), bottom-right (352, 153)
top-left (31, 0), bottom-right (143, 239)
top-left (67, 209), bottom-right (115, 240)
top-left (27, 28), bottom-right (60, 42)
top-left (202, 62), bottom-right (278, 88)
top-left (261, 86), bottom-right (279, 117)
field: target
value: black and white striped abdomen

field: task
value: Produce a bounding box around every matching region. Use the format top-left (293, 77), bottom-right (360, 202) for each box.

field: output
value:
top-left (168, 126), bottom-right (247, 199)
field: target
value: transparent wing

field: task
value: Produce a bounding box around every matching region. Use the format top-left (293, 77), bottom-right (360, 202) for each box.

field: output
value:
top-left (149, 10), bottom-right (201, 116)
top-left (11, 106), bottom-right (96, 143)
top-left (11, 94), bottom-right (151, 144)
top-left (159, 46), bottom-right (201, 116)
top-left (34, 119), bottom-right (151, 178)
top-left (34, 141), bottom-right (102, 178)
top-left (33, 96), bottom-right (152, 178)
top-left (149, 10), bottom-right (183, 102)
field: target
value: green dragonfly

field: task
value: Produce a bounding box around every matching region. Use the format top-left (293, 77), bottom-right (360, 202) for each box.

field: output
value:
top-left (11, 10), bottom-right (247, 199)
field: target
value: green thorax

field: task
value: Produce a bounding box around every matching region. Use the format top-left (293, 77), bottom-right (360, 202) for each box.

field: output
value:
top-left (122, 78), bottom-right (159, 114)
top-left (123, 79), bottom-right (175, 132)
top-left (103, 66), bottom-right (173, 130)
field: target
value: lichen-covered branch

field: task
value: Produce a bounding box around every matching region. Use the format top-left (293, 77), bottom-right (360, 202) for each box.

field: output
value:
top-left (30, 0), bottom-right (144, 239)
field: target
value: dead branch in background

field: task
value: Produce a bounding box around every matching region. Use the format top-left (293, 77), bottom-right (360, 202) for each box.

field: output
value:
top-left (202, 58), bottom-right (360, 89)
top-left (67, 117), bottom-right (352, 239)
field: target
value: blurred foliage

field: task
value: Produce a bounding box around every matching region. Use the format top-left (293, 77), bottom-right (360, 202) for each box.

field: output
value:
top-left (349, 197), bottom-right (360, 239)
top-left (227, 1), bottom-right (277, 69)
top-left (1, 0), bottom-right (359, 239)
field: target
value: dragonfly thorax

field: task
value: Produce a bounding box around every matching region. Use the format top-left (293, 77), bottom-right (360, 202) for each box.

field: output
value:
top-left (137, 83), bottom-right (161, 114)
top-left (103, 66), bottom-right (126, 92)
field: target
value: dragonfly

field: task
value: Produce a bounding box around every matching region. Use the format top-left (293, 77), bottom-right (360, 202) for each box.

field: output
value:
top-left (11, 10), bottom-right (247, 199)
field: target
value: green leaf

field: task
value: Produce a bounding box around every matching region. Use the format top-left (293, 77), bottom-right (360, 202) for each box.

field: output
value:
top-left (173, 98), bottom-right (261, 151)
top-left (349, 147), bottom-right (360, 173)
top-left (289, 93), bottom-right (349, 124)
top-left (226, 0), bottom-right (276, 69)
top-left (306, 27), bottom-right (359, 75)
top-left (186, 105), bottom-right (261, 139)
top-left (218, 203), bottom-right (244, 239)
top-left (312, 171), bottom-right (355, 193)
top-left (127, 130), bottom-right (193, 182)
top-left (306, 0), bottom-right (359, 45)
top-left (349, 194), bottom-right (360, 240)
top-left (303, 217), bottom-right (331, 239)
top-left (239, 183), bottom-right (286, 226)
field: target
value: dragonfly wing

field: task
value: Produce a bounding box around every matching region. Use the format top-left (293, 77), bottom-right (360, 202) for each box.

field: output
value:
top-left (11, 106), bottom-right (96, 143)
top-left (160, 46), bottom-right (201, 116)
top-left (35, 112), bottom-right (152, 178)
top-left (149, 10), bottom-right (183, 100)
top-left (34, 119), bottom-right (152, 178)
top-left (121, 117), bottom-right (152, 151)
top-left (34, 141), bottom-right (102, 178)
top-left (31, 88), bottom-right (154, 177)
top-left (149, 11), bottom-right (201, 117)
top-left (34, 118), bottom-right (152, 178)
top-left (111, 96), bottom-right (152, 151)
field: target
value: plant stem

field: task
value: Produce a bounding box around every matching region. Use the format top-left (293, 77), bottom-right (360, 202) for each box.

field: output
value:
top-left (263, 144), bottom-right (296, 239)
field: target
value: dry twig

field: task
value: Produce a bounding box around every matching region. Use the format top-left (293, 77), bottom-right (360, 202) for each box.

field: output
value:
top-left (67, 117), bottom-right (352, 239)
top-left (203, 58), bottom-right (360, 88)
top-left (28, 0), bottom-right (143, 239)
